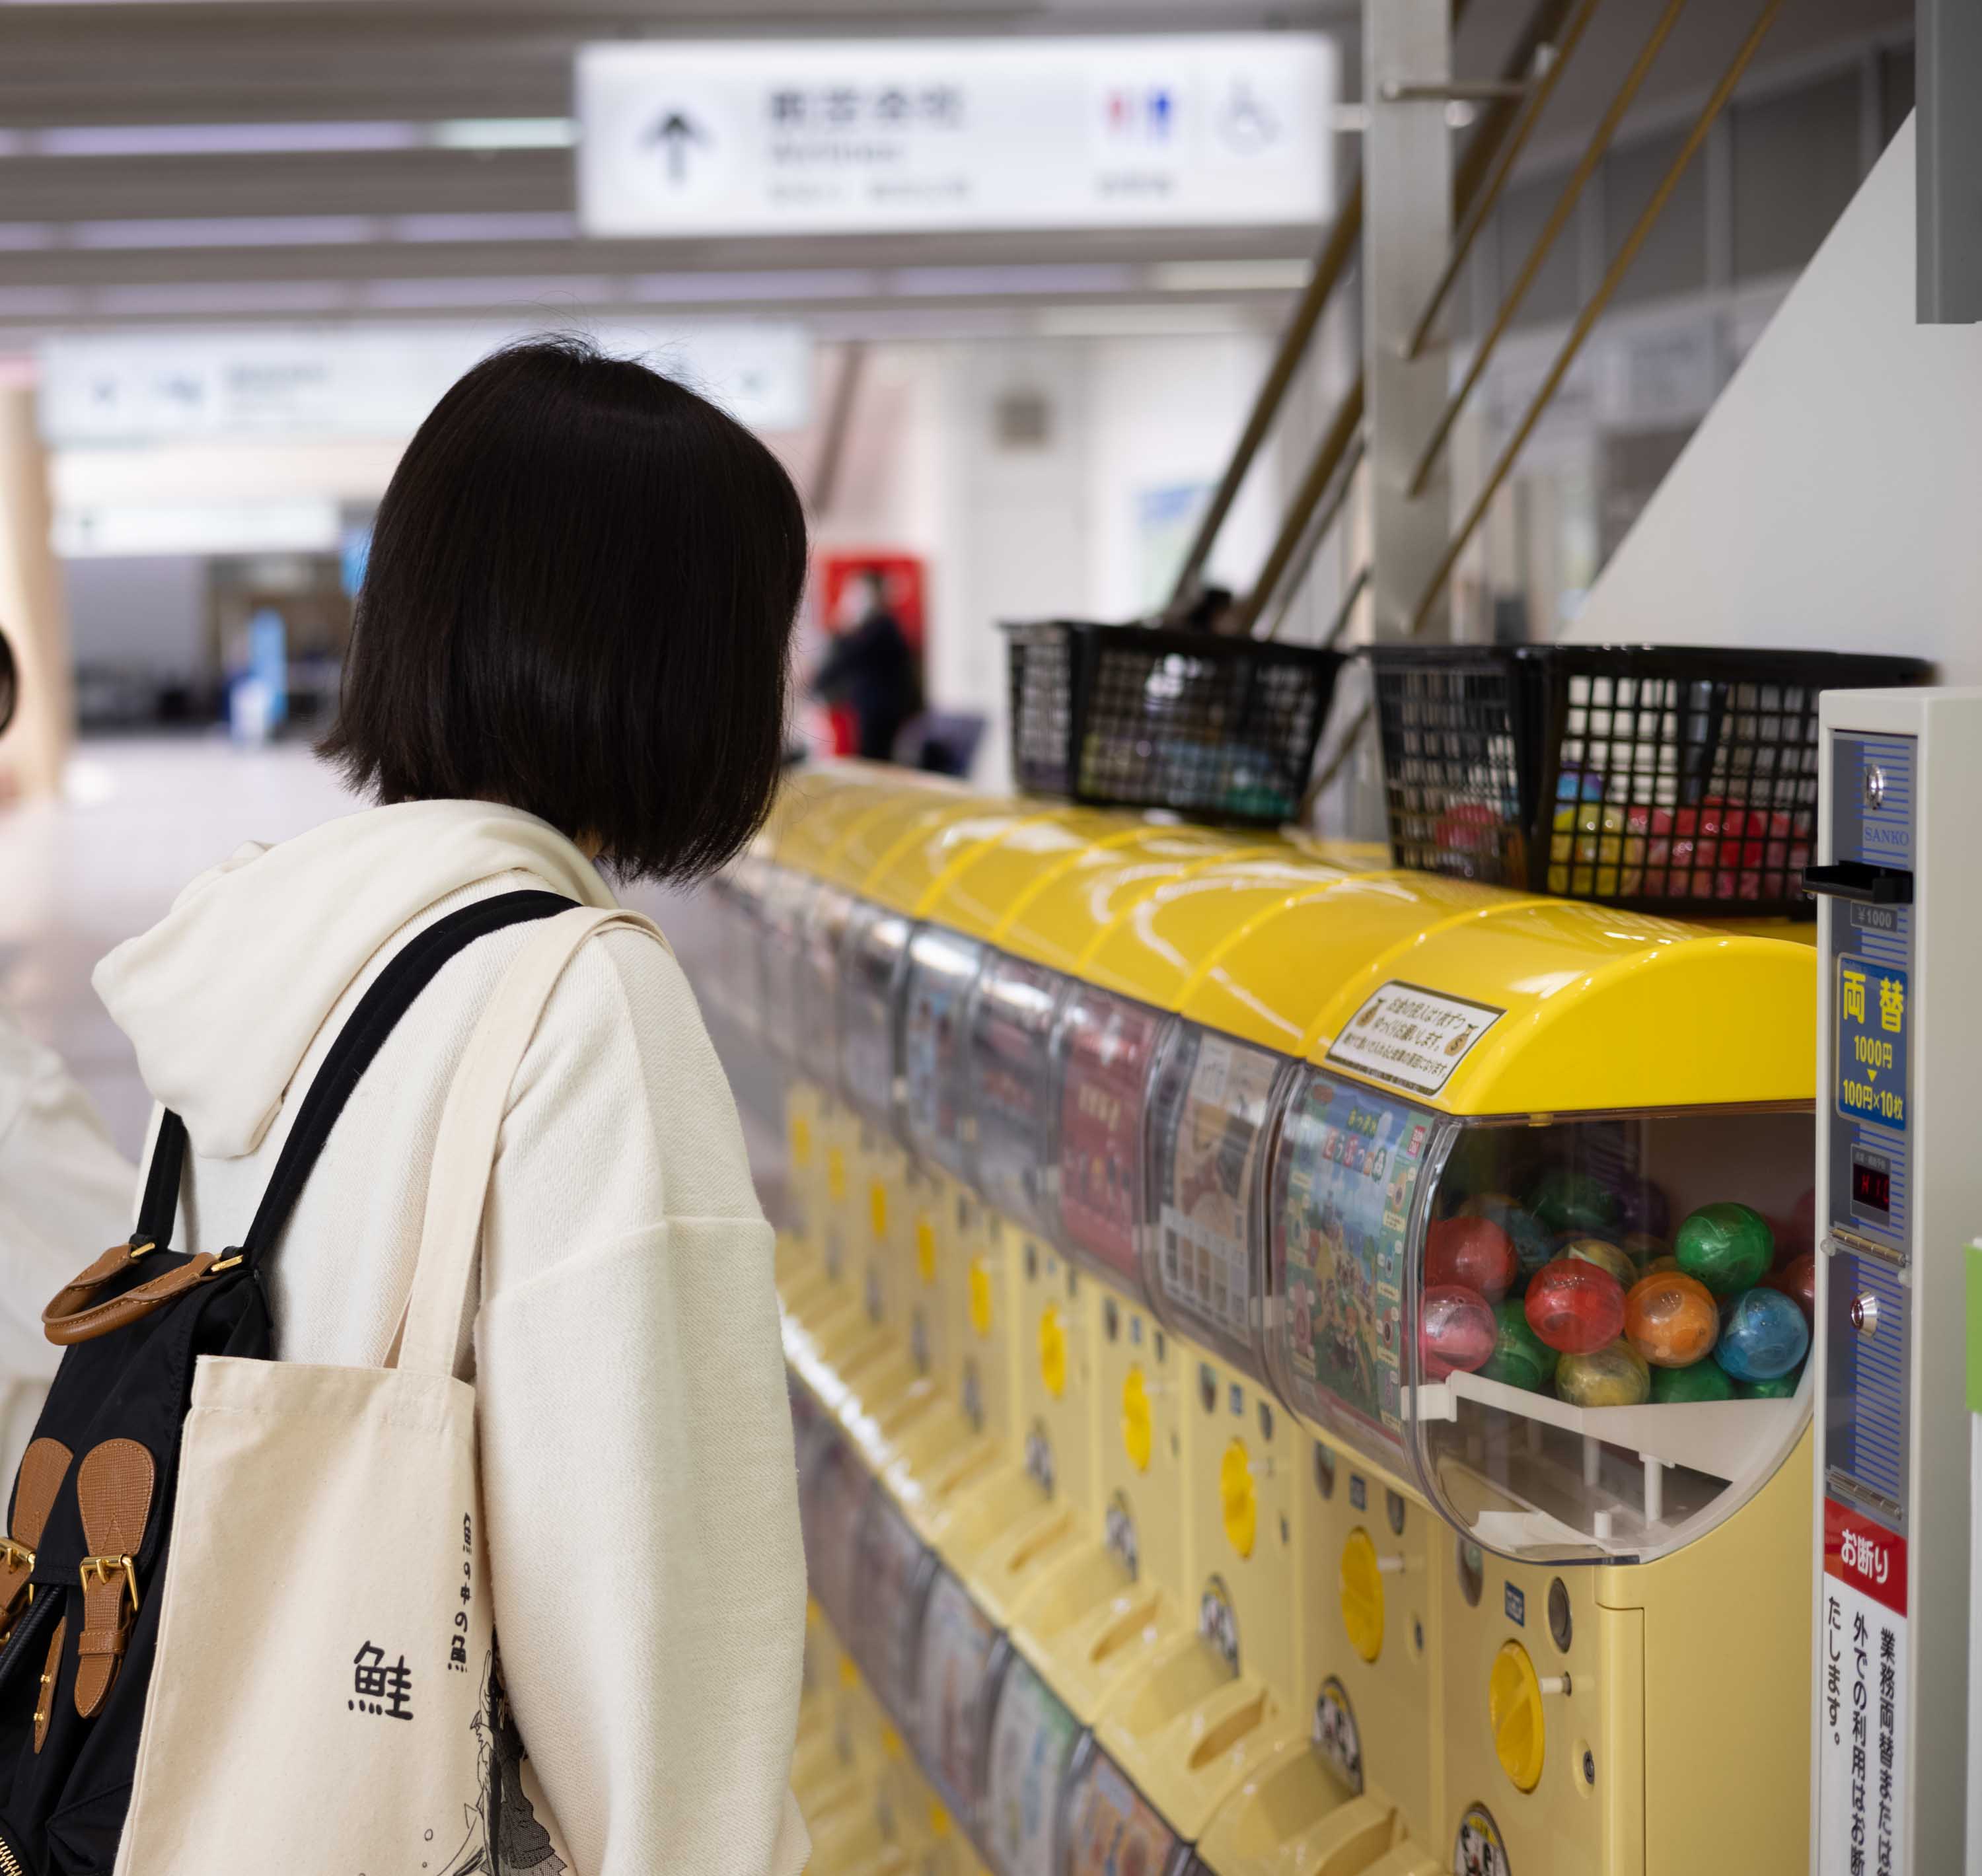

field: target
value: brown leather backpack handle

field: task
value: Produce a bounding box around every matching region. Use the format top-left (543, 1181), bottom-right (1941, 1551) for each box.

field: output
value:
top-left (43, 1243), bottom-right (221, 1348)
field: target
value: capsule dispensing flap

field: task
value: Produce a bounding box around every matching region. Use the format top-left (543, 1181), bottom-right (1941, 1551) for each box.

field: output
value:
top-left (1263, 1067), bottom-right (1438, 1472)
top-left (838, 901), bottom-right (912, 1128)
top-left (900, 925), bottom-right (986, 1184)
top-left (1146, 1025), bottom-right (1290, 1379)
top-left (1055, 986), bottom-right (1168, 1297)
top-left (968, 953), bottom-right (1068, 1241)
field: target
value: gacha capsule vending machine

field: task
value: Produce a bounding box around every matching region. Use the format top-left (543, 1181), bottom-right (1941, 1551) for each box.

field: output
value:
top-left (1806, 688), bottom-right (1982, 1875)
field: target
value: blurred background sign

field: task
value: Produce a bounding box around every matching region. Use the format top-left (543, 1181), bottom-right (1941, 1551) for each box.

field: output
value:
top-left (38, 322), bottom-right (813, 446)
top-left (577, 35), bottom-right (1336, 239)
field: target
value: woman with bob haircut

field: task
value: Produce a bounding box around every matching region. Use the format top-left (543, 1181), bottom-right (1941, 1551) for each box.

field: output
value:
top-left (93, 339), bottom-right (811, 1875)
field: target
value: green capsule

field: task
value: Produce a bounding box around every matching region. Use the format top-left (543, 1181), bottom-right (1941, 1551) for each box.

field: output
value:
top-left (1738, 1366), bottom-right (1803, 1400)
top-left (1529, 1168), bottom-right (1621, 1237)
top-left (1480, 1297), bottom-right (1557, 1392)
top-left (1652, 1361), bottom-right (1734, 1404)
top-left (1675, 1202), bottom-right (1775, 1297)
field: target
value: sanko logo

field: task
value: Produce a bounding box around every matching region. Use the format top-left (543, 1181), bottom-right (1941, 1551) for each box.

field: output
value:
top-left (1862, 824), bottom-right (1909, 846)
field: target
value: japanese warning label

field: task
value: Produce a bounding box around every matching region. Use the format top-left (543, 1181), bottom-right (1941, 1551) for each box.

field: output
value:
top-left (1325, 982), bottom-right (1504, 1097)
top-left (1818, 1496), bottom-right (1907, 1876)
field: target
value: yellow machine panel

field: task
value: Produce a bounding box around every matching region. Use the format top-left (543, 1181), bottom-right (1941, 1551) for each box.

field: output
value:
top-left (741, 769), bottom-right (1819, 1876)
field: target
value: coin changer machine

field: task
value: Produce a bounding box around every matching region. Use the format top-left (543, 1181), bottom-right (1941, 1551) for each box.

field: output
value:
top-left (707, 764), bottom-right (1827, 1876)
top-left (1803, 689), bottom-right (1982, 1876)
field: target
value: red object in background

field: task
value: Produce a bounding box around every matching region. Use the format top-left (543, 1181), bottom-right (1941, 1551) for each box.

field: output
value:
top-left (819, 552), bottom-right (926, 650)
top-left (815, 551), bottom-right (927, 757)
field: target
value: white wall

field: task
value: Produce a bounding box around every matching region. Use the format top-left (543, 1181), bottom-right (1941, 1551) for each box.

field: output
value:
top-left (1568, 116), bottom-right (1982, 679)
top-left (1083, 328), bottom-right (1279, 620)
top-left (926, 339), bottom-right (1094, 792)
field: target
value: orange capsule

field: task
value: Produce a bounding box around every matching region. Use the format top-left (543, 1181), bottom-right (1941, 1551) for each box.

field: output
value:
top-left (1623, 1270), bottom-right (1719, 1369)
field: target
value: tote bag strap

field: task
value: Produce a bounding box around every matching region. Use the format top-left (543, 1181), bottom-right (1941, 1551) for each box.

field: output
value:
top-left (397, 904), bottom-right (669, 1379)
top-left (127, 890), bottom-right (577, 1260)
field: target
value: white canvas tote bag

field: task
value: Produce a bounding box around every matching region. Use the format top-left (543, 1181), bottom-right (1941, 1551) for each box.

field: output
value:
top-left (114, 905), bottom-right (655, 1873)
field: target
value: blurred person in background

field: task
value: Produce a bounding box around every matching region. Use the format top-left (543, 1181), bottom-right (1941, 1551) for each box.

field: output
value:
top-left (0, 626), bottom-right (137, 1484)
top-left (809, 564), bottom-right (922, 761)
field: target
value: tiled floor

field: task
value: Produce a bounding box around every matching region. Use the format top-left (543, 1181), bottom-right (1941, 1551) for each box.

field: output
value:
top-left (0, 734), bottom-right (782, 1186)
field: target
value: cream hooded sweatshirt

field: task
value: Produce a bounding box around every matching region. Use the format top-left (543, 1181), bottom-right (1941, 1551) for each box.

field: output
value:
top-left (91, 798), bottom-right (808, 1876)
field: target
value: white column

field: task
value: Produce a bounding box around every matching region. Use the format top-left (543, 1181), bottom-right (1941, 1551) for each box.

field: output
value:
top-left (1362, 0), bottom-right (1453, 639)
top-left (0, 371), bottom-right (73, 801)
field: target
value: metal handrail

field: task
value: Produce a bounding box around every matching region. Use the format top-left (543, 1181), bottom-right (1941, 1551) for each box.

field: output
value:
top-left (1405, 0), bottom-right (1693, 499)
top-left (1229, 379), bottom-right (1365, 635)
top-left (1232, 0), bottom-right (1586, 638)
top-left (1403, 0), bottom-right (1607, 362)
top-left (1407, 0), bottom-right (1788, 635)
top-left (1164, 171), bottom-right (1364, 614)
top-left (1262, 430), bottom-right (1367, 641)
top-left (1171, 0), bottom-right (1555, 617)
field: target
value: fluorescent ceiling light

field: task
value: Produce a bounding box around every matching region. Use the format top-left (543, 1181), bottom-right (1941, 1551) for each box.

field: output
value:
top-left (0, 212), bottom-right (581, 252)
top-left (431, 118), bottom-right (577, 151)
top-left (1, 119), bottom-right (579, 159)
top-left (1152, 259), bottom-right (1311, 292)
top-left (387, 213), bottom-right (579, 244)
top-left (32, 122), bottom-right (425, 157)
top-left (890, 264), bottom-right (1136, 299)
top-left (629, 270), bottom-right (875, 304)
top-left (73, 215), bottom-right (377, 249)
top-left (357, 276), bottom-right (618, 310)
top-left (1037, 303), bottom-right (1263, 338)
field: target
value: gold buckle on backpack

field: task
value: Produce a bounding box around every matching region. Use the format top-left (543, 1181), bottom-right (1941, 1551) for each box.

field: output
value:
top-left (79, 1553), bottom-right (140, 1613)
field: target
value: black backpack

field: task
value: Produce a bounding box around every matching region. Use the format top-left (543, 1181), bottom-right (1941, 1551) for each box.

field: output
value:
top-left (0, 889), bottom-right (571, 1875)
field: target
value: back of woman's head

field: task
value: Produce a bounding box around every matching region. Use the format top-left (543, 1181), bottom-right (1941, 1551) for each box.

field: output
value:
top-left (322, 337), bottom-right (807, 880)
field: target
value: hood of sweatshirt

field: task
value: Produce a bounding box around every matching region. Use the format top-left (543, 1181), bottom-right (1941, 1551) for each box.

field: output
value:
top-left (93, 798), bottom-right (618, 1160)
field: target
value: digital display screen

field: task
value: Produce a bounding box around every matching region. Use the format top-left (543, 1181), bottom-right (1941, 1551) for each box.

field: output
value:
top-left (1851, 1157), bottom-right (1891, 1213)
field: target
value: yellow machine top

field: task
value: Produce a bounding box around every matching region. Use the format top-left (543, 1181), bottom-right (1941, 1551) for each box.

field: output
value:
top-left (760, 767), bottom-right (1818, 1116)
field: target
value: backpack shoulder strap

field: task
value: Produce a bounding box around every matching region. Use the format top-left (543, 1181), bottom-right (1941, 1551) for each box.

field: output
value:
top-left (126, 888), bottom-right (577, 1270)
top-left (396, 906), bottom-right (666, 1378)
top-left (237, 888), bottom-right (579, 1270)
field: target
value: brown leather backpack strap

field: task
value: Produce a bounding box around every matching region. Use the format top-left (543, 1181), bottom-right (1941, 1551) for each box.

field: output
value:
top-left (0, 1439), bottom-right (72, 1643)
top-left (73, 1439), bottom-right (155, 1717)
top-left (34, 1618), bottom-right (65, 1753)
top-left (43, 1243), bottom-right (221, 1348)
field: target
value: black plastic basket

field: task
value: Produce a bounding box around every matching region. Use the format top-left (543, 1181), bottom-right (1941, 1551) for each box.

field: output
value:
top-left (1366, 643), bottom-right (1932, 915)
top-left (1004, 620), bottom-right (1344, 827)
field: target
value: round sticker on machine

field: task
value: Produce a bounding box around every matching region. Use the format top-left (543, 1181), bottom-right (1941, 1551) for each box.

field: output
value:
top-left (1311, 1677), bottom-right (1363, 1795)
top-left (1105, 1492), bottom-right (1140, 1579)
top-left (1454, 1802), bottom-right (1512, 1876)
top-left (1198, 1575), bottom-right (1240, 1675)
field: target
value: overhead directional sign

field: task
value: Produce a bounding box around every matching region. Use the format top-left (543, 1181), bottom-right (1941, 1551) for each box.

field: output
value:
top-left (38, 320), bottom-right (812, 446)
top-left (577, 35), bottom-right (1336, 238)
